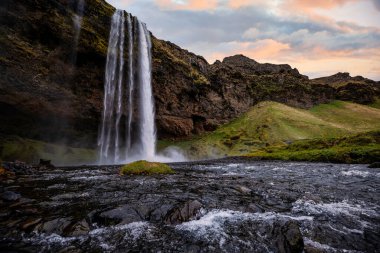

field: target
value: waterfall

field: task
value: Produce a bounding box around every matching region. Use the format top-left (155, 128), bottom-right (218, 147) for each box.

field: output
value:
top-left (125, 14), bottom-right (134, 154)
top-left (98, 10), bottom-right (185, 165)
top-left (136, 21), bottom-right (156, 160)
top-left (98, 10), bottom-right (157, 164)
top-left (98, 10), bottom-right (125, 164)
top-left (114, 12), bottom-right (125, 162)
top-left (71, 0), bottom-right (85, 64)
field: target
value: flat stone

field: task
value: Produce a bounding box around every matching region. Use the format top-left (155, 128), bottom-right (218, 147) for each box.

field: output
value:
top-left (21, 218), bottom-right (42, 230)
top-left (67, 219), bottom-right (90, 236)
top-left (165, 200), bottom-right (202, 225)
top-left (98, 205), bottom-right (142, 225)
top-left (40, 218), bottom-right (72, 235)
top-left (2, 191), bottom-right (21, 201)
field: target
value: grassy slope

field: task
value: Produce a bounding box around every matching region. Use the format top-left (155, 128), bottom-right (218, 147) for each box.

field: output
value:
top-left (248, 131), bottom-right (380, 164)
top-left (0, 135), bottom-right (96, 166)
top-left (161, 101), bottom-right (380, 159)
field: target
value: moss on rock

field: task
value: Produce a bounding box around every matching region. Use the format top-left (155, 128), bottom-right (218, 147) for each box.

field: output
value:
top-left (120, 160), bottom-right (175, 175)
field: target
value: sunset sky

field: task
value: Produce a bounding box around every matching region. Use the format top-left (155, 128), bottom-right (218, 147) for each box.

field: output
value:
top-left (106, 0), bottom-right (380, 80)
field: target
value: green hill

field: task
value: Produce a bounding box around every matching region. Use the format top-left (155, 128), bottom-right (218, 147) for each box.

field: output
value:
top-left (162, 101), bottom-right (380, 159)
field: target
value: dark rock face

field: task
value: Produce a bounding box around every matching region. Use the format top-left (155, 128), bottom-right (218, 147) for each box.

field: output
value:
top-left (0, 0), bottom-right (113, 147)
top-left (1, 0), bottom-right (379, 147)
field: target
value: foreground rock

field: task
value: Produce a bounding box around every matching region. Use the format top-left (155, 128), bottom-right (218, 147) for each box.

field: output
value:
top-left (0, 160), bottom-right (379, 252)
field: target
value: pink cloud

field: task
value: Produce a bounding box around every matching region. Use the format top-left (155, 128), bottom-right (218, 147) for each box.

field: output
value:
top-left (205, 39), bottom-right (291, 63)
top-left (154, 0), bottom-right (218, 10)
top-left (203, 39), bottom-right (380, 80)
top-left (286, 0), bottom-right (360, 10)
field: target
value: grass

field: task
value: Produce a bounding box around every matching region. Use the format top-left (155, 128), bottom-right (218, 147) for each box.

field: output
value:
top-left (369, 98), bottom-right (380, 109)
top-left (0, 135), bottom-right (96, 166)
top-left (247, 131), bottom-right (380, 164)
top-left (120, 160), bottom-right (174, 175)
top-left (161, 101), bottom-right (380, 159)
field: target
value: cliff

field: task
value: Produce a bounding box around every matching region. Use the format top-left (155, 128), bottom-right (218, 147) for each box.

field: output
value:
top-left (1, 0), bottom-right (379, 149)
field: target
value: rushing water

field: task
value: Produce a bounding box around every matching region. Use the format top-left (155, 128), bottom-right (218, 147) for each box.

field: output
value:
top-left (98, 10), bottom-right (125, 164)
top-left (0, 161), bottom-right (379, 252)
top-left (71, 0), bottom-right (85, 64)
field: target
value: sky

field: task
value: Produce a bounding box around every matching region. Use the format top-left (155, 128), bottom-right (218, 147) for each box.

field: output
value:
top-left (105, 0), bottom-right (380, 80)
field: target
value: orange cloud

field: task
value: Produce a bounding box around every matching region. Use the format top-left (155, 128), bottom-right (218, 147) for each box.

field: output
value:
top-left (287, 0), bottom-right (360, 10)
top-left (154, 0), bottom-right (218, 10)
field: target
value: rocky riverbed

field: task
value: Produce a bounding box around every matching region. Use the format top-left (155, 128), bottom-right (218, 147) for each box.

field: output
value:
top-left (0, 159), bottom-right (379, 252)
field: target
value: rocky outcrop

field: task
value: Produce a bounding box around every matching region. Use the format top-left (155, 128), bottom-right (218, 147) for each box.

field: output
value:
top-left (311, 72), bottom-right (380, 104)
top-left (0, 0), bottom-right (378, 148)
top-left (152, 51), bottom-right (336, 139)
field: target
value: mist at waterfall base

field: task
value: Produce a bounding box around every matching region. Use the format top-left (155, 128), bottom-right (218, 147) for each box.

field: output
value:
top-left (98, 10), bottom-right (186, 165)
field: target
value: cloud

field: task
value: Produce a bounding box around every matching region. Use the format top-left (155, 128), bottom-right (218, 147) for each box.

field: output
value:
top-left (374, 0), bottom-right (380, 10)
top-left (204, 39), bottom-right (291, 63)
top-left (154, 0), bottom-right (218, 10)
top-left (286, 0), bottom-right (360, 10)
top-left (106, 0), bottom-right (380, 80)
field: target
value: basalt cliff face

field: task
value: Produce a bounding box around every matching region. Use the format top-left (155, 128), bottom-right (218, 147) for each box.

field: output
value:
top-left (1, 0), bottom-right (379, 148)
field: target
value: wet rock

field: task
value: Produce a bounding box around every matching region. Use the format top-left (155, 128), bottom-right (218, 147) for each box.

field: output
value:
top-left (236, 185), bottom-right (251, 194)
top-left (20, 218), bottom-right (42, 231)
top-left (304, 245), bottom-right (326, 253)
top-left (246, 203), bottom-right (264, 213)
top-left (39, 159), bottom-right (55, 169)
top-left (272, 220), bottom-right (304, 253)
top-left (97, 205), bottom-right (142, 225)
top-left (39, 218), bottom-right (72, 235)
top-left (165, 200), bottom-right (202, 225)
top-left (67, 219), bottom-right (90, 236)
top-left (368, 162), bottom-right (380, 168)
top-left (57, 246), bottom-right (82, 253)
top-left (149, 204), bottom-right (175, 223)
top-left (2, 161), bottom-right (35, 175)
top-left (2, 191), bottom-right (21, 201)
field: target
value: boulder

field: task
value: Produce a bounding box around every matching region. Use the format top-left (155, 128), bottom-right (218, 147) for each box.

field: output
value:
top-left (164, 200), bottom-right (202, 225)
top-left (2, 191), bottom-right (21, 201)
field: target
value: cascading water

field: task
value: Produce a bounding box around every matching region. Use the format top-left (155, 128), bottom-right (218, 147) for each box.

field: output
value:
top-left (71, 0), bottom-right (85, 64)
top-left (98, 10), bottom-right (125, 164)
top-left (114, 12), bottom-right (125, 162)
top-left (125, 14), bottom-right (134, 154)
top-left (98, 10), bottom-right (185, 165)
top-left (137, 21), bottom-right (156, 160)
